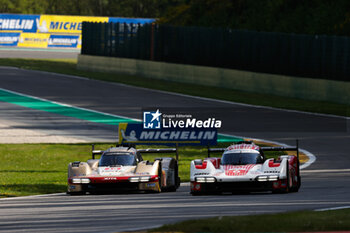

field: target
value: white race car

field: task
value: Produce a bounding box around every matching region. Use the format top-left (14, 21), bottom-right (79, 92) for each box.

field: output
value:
top-left (190, 141), bottom-right (300, 194)
top-left (67, 145), bottom-right (180, 194)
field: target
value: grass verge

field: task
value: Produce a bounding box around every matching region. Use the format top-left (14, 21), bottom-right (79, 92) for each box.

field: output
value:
top-left (150, 209), bottom-right (350, 232)
top-left (0, 142), bottom-right (286, 197)
top-left (0, 58), bottom-right (348, 117)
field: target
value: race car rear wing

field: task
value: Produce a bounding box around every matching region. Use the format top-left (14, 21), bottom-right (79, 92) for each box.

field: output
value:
top-left (92, 147), bottom-right (103, 159)
top-left (138, 148), bottom-right (179, 161)
top-left (207, 140), bottom-right (255, 156)
top-left (261, 140), bottom-right (299, 160)
top-left (207, 147), bottom-right (225, 156)
top-left (137, 148), bottom-right (177, 153)
top-left (207, 140), bottom-right (299, 160)
top-left (207, 140), bottom-right (253, 156)
top-left (91, 145), bottom-right (179, 160)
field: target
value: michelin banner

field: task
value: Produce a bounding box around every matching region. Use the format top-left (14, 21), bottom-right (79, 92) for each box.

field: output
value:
top-left (119, 123), bottom-right (218, 146)
top-left (0, 13), bottom-right (154, 49)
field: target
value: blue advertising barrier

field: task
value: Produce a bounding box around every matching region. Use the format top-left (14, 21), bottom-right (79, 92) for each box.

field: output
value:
top-left (119, 123), bottom-right (217, 146)
top-left (0, 13), bottom-right (155, 49)
top-left (0, 32), bottom-right (20, 46)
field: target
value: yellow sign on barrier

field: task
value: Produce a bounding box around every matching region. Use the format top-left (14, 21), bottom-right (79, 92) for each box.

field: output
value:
top-left (17, 32), bottom-right (49, 48)
top-left (37, 15), bottom-right (108, 34)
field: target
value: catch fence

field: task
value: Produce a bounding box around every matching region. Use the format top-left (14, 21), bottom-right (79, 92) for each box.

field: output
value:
top-left (82, 22), bottom-right (350, 82)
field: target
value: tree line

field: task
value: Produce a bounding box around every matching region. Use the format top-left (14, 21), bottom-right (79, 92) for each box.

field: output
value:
top-left (159, 0), bottom-right (350, 36)
top-left (1, 0), bottom-right (350, 35)
top-left (0, 0), bottom-right (185, 18)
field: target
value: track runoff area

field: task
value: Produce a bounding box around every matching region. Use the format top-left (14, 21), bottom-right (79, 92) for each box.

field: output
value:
top-left (0, 67), bottom-right (349, 232)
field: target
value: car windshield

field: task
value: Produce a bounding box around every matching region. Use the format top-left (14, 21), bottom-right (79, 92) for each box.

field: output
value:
top-left (221, 152), bottom-right (262, 165)
top-left (99, 153), bottom-right (136, 167)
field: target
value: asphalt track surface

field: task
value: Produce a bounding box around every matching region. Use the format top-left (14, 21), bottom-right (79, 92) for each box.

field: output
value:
top-left (0, 66), bottom-right (349, 232)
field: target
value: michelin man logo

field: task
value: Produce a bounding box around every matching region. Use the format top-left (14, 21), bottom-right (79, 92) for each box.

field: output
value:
top-left (143, 109), bottom-right (162, 129)
top-left (120, 129), bottom-right (138, 142)
top-left (36, 18), bottom-right (49, 33)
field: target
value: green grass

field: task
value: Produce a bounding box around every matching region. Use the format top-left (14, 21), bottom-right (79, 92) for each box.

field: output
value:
top-left (0, 142), bottom-right (283, 197)
top-left (0, 58), bottom-right (348, 117)
top-left (150, 209), bottom-right (350, 232)
top-left (0, 143), bottom-right (91, 197)
top-left (0, 143), bottom-right (211, 197)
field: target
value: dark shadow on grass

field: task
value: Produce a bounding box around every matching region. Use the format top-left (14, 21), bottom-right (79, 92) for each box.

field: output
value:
top-left (0, 170), bottom-right (63, 173)
top-left (0, 194), bottom-right (16, 198)
top-left (1, 184), bottom-right (66, 195)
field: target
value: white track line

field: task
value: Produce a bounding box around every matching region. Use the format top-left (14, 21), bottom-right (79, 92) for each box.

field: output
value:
top-left (302, 169), bottom-right (350, 173)
top-left (0, 193), bottom-right (66, 201)
top-left (315, 206), bottom-right (350, 211)
top-left (115, 224), bottom-right (163, 233)
top-left (0, 87), bottom-right (141, 122)
top-left (298, 148), bottom-right (316, 170)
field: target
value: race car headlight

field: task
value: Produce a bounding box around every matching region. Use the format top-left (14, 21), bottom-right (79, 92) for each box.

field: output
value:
top-left (268, 175), bottom-right (279, 181)
top-left (81, 178), bottom-right (91, 184)
top-left (140, 176), bottom-right (151, 182)
top-left (195, 177), bottom-right (216, 183)
top-left (205, 177), bottom-right (216, 183)
top-left (257, 176), bottom-right (268, 182)
top-left (195, 177), bottom-right (205, 183)
top-left (71, 178), bottom-right (90, 184)
top-left (257, 175), bottom-right (279, 182)
top-left (129, 176), bottom-right (151, 182)
top-left (129, 177), bottom-right (140, 182)
top-left (71, 178), bottom-right (82, 184)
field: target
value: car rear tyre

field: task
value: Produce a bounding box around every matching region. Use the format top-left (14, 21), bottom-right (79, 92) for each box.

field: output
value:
top-left (157, 163), bottom-right (162, 193)
top-left (168, 162), bottom-right (179, 192)
top-left (283, 163), bottom-right (291, 193)
top-left (290, 175), bottom-right (301, 192)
